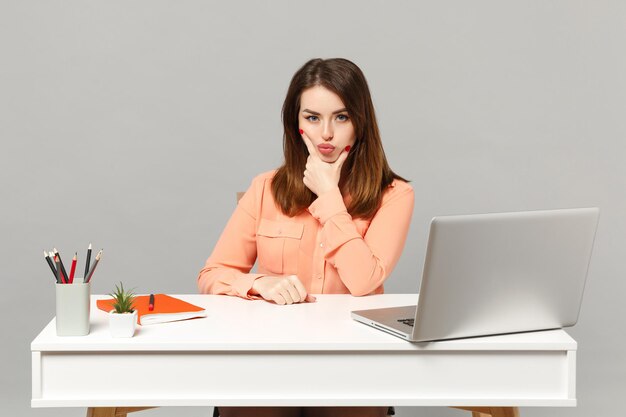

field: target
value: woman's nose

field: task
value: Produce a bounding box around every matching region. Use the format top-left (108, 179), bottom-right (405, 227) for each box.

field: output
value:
top-left (322, 121), bottom-right (334, 141)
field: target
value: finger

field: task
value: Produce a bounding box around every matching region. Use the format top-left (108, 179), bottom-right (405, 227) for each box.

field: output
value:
top-left (333, 147), bottom-right (350, 170)
top-left (303, 168), bottom-right (312, 181)
top-left (279, 286), bottom-right (295, 305)
top-left (287, 275), bottom-right (308, 302)
top-left (301, 132), bottom-right (318, 157)
top-left (272, 291), bottom-right (286, 305)
top-left (284, 282), bottom-right (301, 304)
top-left (304, 294), bottom-right (317, 303)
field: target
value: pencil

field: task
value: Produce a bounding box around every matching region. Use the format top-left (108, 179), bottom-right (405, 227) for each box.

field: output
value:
top-left (53, 248), bottom-right (69, 284)
top-left (85, 249), bottom-right (102, 283)
top-left (54, 255), bottom-right (62, 284)
top-left (51, 251), bottom-right (65, 283)
top-left (69, 253), bottom-right (77, 283)
top-left (44, 251), bottom-right (58, 283)
top-left (84, 243), bottom-right (92, 280)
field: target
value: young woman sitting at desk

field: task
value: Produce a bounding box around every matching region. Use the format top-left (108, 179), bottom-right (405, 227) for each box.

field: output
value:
top-left (198, 58), bottom-right (414, 417)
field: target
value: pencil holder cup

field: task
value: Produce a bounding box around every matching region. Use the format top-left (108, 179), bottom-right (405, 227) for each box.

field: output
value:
top-left (55, 279), bottom-right (91, 336)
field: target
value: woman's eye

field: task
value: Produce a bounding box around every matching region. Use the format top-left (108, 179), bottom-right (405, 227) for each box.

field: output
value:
top-left (306, 115), bottom-right (319, 122)
top-left (337, 114), bottom-right (349, 121)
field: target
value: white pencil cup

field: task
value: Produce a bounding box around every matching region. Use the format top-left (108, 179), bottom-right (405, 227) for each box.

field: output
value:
top-left (55, 279), bottom-right (91, 336)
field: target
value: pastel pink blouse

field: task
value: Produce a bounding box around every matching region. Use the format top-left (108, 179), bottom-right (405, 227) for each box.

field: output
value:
top-left (198, 170), bottom-right (414, 299)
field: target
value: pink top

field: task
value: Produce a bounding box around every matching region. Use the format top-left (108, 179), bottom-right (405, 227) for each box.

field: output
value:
top-left (197, 170), bottom-right (414, 299)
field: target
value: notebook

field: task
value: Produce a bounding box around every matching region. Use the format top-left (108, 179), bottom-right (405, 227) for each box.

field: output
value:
top-left (351, 207), bottom-right (600, 342)
top-left (97, 294), bottom-right (207, 325)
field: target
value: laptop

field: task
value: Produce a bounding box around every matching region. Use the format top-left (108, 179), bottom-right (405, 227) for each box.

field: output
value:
top-left (351, 207), bottom-right (600, 342)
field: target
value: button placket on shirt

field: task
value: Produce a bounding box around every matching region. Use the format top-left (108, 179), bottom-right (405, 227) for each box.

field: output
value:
top-left (317, 240), bottom-right (324, 280)
top-left (313, 229), bottom-right (325, 291)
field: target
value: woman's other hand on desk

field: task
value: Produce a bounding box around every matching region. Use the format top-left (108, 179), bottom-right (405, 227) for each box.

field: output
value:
top-left (251, 275), bottom-right (316, 305)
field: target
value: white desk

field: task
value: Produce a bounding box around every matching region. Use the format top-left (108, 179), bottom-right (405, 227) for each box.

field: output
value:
top-left (31, 294), bottom-right (576, 416)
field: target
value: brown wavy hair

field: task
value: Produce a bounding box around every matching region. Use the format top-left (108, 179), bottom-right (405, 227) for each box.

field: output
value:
top-left (272, 58), bottom-right (408, 220)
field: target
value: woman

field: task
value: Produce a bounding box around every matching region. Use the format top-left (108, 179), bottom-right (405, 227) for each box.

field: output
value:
top-left (198, 58), bottom-right (414, 417)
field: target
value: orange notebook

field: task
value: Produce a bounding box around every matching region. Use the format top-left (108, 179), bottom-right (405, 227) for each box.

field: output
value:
top-left (97, 294), bottom-right (207, 325)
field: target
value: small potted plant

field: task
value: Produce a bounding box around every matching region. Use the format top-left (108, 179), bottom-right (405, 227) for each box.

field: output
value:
top-left (108, 282), bottom-right (137, 338)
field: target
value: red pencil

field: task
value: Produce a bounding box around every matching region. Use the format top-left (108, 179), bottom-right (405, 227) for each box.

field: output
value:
top-left (69, 253), bottom-right (77, 283)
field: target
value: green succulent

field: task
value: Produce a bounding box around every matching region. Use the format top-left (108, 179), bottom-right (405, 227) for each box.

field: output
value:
top-left (109, 282), bottom-right (136, 314)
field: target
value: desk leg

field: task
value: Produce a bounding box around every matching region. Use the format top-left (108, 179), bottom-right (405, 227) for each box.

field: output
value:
top-left (86, 407), bottom-right (157, 417)
top-left (453, 407), bottom-right (520, 417)
top-left (488, 408), bottom-right (519, 417)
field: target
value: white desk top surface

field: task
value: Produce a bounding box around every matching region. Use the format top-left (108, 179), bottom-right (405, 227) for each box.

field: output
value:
top-left (31, 294), bottom-right (576, 351)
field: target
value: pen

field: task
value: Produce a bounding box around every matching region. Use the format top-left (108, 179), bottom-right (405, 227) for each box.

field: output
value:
top-left (84, 243), bottom-right (92, 280)
top-left (44, 251), bottom-right (59, 283)
top-left (69, 253), bottom-right (77, 283)
top-left (149, 294), bottom-right (154, 311)
top-left (53, 248), bottom-right (69, 284)
top-left (85, 249), bottom-right (102, 283)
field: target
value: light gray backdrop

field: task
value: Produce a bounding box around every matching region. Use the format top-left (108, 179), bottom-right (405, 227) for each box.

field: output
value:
top-left (1, 1), bottom-right (624, 417)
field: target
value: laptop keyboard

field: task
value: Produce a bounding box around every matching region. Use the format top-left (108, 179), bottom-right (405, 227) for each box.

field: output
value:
top-left (397, 318), bottom-right (414, 327)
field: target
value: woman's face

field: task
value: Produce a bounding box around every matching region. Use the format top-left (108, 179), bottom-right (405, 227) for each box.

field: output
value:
top-left (298, 85), bottom-right (356, 163)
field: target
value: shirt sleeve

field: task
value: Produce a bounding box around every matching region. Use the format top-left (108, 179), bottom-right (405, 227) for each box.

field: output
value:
top-left (197, 178), bottom-right (266, 300)
top-left (307, 183), bottom-right (414, 296)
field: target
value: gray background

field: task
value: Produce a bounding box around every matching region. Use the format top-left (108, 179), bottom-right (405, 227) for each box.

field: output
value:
top-left (1, 1), bottom-right (624, 416)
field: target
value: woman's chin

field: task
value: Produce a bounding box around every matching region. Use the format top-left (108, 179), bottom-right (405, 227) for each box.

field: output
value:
top-left (319, 153), bottom-right (338, 163)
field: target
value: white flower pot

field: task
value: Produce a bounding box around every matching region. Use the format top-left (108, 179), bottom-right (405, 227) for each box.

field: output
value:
top-left (109, 310), bottom-right (138, 338)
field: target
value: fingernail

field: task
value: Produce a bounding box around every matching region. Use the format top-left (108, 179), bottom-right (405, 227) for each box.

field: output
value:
top-left (299, 129), bottom-right (304, 134)
top-left (345, 146), bottom-right (351, 152)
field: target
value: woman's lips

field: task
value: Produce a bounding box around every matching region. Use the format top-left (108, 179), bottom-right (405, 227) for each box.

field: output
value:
top-left (317, 144), bottom-right (335, 155)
